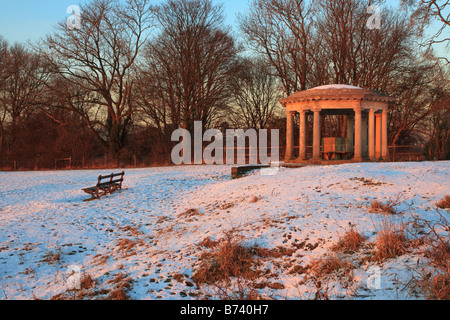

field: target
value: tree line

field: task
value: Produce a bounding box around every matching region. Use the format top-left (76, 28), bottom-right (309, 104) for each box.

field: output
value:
top-left (0, 0), bottom-right (448, 169)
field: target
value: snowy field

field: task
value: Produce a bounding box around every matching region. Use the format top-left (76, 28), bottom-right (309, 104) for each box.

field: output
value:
top-left (0, 161), bottom-right (449, 300)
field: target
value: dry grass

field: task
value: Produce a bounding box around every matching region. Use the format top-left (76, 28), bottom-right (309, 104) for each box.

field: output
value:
top-left (302, 255), bottom-right (356, 300)
top-left (436, 196), bottom-right (450, 209)
top-left (116, 238), bottom-right (136, 251)
top-left (409, 210), bottom-right (450, 300)
top-left (309, 256), bottom-right (354, 278)
top-left (331, 226), bottom-right (366, 254)
top-left (172, 273), bottom-right (186, 283)
top-left (120, 225), bottom-right (143, 236)
top-left (106, 273), bottom-right (133, 300)
top-left (369, 200), bottom-right (397, 215)
top-left (108, 288), bottom-right (129, 300)
top-left (350, 177), bottom-right (386, 186)
top-left (424, 241), bottom-right (450, 300)
top-left (192, 231), bottom-right (255, 286)
top-left (198, 237), bottom-right (219, 249)
top-left (179, 208), bottom-right (203, 217)
top-left (80, 274), bottom-right (95, 290)
top-left (374, 219), bottom-right (408, 262)
top-left (192, 230), bottom-right (267, 300)
top-left (251, 245), bottom-right (295, 258)
top-left (42, 251), bottom-right (61, 264)
top-left (368, 193), bottom-right (407, 215)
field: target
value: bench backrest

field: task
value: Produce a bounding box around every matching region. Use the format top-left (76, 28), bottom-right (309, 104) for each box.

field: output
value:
top-left (96, 171), bottom-right (125, 187)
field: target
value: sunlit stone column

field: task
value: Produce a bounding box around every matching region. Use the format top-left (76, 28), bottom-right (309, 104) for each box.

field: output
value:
top-left (285, 111), bottom-right (295, 161)
top-left (375, 113), bottom-right (382, 159)
top-left (368, 109), bottom-right (375, 161)
top-left (299, 110), bottom-right (307, 160)
top-left (312, 109), bottom-right (321, 161)
top-left (354, 108), bottom-right (362, 161)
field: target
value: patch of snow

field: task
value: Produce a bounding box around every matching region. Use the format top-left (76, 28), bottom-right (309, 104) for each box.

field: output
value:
top-left (309, 84), bottom-right (364, 90)
top-left (0, 161), bottom-right (448, 300)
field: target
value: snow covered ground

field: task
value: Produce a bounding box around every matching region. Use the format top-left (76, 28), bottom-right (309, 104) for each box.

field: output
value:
top-left (0, 161), bottom-right (448, 300)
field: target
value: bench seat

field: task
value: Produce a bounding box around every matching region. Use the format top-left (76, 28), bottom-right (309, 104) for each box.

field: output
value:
top-left (82, 171), bottom-right (125, 200)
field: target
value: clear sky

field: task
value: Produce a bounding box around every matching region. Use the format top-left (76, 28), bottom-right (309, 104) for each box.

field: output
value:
top-left (0, 0), bottom-right (250, 44)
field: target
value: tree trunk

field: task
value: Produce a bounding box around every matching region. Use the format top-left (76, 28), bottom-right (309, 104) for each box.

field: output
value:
top-left (108, 121), bottom-right (121, 167)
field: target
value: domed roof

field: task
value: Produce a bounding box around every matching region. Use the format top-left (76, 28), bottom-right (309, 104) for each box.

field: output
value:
top-left (309, 84), bottom-right (364, 91)
top-left (280, 84), bottom-right (395, 105)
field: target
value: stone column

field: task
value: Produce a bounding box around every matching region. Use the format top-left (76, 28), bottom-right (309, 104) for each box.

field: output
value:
top-left (382, 109), bottom-right (389, 161)
top-left (375, 113), bottom-right (382, 159)
top-left (285, 111), bottom-right (294, 161)
top-left (368, 109), bottom-right (375, 161)
top-left (354, 108), bottom-right (362, 161)
top-left (312, 109), bottom-right (321, 160)
top-left (298, 110), bottom-right (307, 160)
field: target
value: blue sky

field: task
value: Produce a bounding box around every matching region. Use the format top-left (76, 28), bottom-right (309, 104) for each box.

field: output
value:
top-left (0, 0), bottom-right (447, 58)
top-left (0, 0), bottom-right (250, 44)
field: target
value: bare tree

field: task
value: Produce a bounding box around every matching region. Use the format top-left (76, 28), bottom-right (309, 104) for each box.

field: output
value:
top-left (424, 87), bottom-right (450, 159)
top-left (240, 0), bottom-right (417, 91)
top-left (313, 0), bottom-right (416, 89)
top-left (42, 0), bottom-right (154, 162)
top-left (138, 0), bottom-right (242, 134)
top-left (0, 35), bottom-right (9, 156)
top-left (0, 43), bottom-right (51, 158)
top-left (401, 0), bottom-right (449, 64)
top-left (239, 0), bottom-right (314, 95)
top-left (231, 58), bottom-right (282, 129)
top-left (387, 61), bottom-right (438, 148)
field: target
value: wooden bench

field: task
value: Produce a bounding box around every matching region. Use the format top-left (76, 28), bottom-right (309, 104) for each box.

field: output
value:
top-left (322, 137), bottom-right (353, 160)
top-left (82, 171), bottom-right (125, 201)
